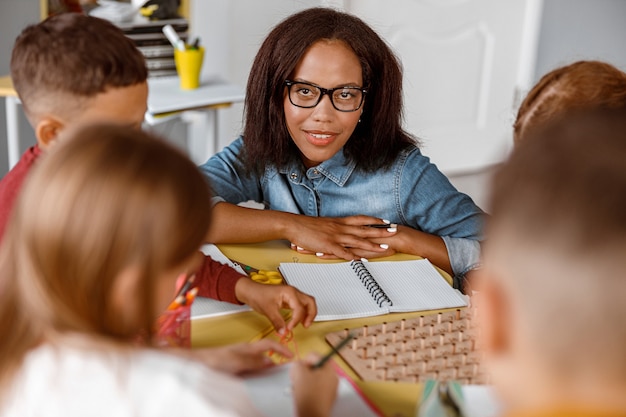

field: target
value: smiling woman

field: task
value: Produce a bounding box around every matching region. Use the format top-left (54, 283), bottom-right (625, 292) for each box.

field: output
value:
top-left (199, 7), bottom-right (484, 291)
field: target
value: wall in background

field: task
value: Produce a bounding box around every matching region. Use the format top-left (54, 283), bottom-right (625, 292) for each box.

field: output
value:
top-left (0, 0), bottom-right (39, 177)
top-left (534, 0), bottom-right (626, 79)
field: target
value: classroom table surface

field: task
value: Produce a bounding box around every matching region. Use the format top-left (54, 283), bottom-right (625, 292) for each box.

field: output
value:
top-left (192, 240), bottom-right (460, 417)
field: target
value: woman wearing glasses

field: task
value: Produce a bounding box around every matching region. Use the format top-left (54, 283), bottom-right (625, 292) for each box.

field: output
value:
top-left (200, 7), bottom-right (483, 289)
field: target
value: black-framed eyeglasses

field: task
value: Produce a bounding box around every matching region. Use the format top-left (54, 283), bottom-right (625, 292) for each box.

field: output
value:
top-left (284, 80), bottom-right (367, 112)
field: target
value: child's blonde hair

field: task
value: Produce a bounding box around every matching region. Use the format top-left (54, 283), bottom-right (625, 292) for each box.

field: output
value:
top-left (0, 124), bottom-right (211, 391)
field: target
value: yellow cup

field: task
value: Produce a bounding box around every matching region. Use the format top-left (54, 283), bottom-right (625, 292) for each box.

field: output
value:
top-left (174, 46), bottom-right (204, 90)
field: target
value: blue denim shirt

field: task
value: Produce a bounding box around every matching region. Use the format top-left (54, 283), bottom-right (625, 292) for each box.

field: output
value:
top-left (200, 137), bottom-right (484, 283)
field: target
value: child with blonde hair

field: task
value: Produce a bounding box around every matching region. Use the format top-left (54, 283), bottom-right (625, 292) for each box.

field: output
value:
top-left (0, 124), bottom-right (337, 416)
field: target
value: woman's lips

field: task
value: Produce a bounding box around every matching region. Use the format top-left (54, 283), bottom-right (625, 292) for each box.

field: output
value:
top-left (304, 131), bottom-right (337, 146)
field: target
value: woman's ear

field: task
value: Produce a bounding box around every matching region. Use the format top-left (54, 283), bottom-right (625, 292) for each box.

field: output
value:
top-left (35, 117), bottom-right (65, 149)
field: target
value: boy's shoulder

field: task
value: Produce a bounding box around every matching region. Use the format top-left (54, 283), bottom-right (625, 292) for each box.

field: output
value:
top-left (0, 145), bottom-right (42, 240)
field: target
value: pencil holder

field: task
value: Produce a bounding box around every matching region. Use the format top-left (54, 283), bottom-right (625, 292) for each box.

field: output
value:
top-left (154, 304), bottom-right (191, 348)
top-left (174, 47), bottom-right (205, 90)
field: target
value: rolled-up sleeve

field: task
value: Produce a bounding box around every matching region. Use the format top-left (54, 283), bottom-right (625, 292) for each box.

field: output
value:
top-left (442, 236), bottom-right (481, 288)
top-left (399, 148), bottom-right (485, 283)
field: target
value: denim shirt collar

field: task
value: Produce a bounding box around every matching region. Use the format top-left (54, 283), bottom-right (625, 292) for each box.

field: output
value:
top-left (278, 148), bottom-right (357, 187)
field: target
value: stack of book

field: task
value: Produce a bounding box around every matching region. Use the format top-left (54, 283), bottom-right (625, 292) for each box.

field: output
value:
top-left (116, 15), bottom-right (189, 78)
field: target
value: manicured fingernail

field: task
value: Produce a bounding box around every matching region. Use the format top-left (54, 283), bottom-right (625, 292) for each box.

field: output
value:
top-left (381, 219), bottom-right (391, 224)
top-left (316, 252), bottom-right (324, 257)
top-left (297, 246), bottom-right (304, 251)
top-left (379, 244), bottom-right (389, 249)
top-left (387, 227), bottom-right (397, 232)
top-left (290, 243), bottom-right (296, 248)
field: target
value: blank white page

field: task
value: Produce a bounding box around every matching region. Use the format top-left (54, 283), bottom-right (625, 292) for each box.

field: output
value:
top-left (243, 363), bottom-right (382, 417)
top-left (363, 259), bottom-right (467, 312)
top-left (191, 297), bottom-right (251, 319)
top-left (279, 263), bottom-right (384, 321)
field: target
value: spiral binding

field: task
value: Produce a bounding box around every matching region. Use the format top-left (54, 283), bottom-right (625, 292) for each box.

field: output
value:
top-left (350, 260), bottom-right (393, 307)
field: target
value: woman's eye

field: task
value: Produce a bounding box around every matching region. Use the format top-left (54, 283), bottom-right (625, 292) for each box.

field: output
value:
top-left (337, 90), bottom-right (355, 100)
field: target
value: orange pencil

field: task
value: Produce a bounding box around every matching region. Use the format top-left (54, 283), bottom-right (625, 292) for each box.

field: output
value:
top-left (166, 294), bottom-right (185, 311)
top-left (184, 287), bottom-right (198, 305)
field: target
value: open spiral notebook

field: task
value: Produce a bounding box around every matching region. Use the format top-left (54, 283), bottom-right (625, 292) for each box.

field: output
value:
top-left (279, 259), bottom-right (468, 321)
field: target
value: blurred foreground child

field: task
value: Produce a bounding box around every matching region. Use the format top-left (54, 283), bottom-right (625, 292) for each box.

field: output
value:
top-left (0, 124), bottom-right (337, 417)
top-left (479, 109), bottom-right (626, 416)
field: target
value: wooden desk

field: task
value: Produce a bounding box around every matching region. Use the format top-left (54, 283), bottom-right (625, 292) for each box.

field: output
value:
top-left (0, 75), bottom-right (244, 169)
top-left (192, 240), bottom-right (457, 417)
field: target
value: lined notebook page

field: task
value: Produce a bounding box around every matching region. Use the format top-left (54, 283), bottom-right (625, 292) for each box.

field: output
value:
top-left (279, 263), bottom-right (385, 320)
top-left (363, 259), bottom-right (467, 312)
top-left (279, 259), bottom-right (467, 321)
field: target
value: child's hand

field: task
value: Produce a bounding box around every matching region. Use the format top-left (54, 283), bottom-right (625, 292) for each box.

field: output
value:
top-left (235, 278), bottom-right (317, 333)
top-left (290, 354), bottom-right (338, 417)
top-left (186, 339), bottom-right (293, 375)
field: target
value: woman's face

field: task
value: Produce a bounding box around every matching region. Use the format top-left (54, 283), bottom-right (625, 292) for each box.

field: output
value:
top-left (284, 40), bottom-right (363, 168)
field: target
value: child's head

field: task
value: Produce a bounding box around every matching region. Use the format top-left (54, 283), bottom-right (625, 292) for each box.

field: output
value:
top-left (243, 7), bottom-right (413, 173)
top-left (10, 13), bottom-right (148, 148)
top-left (0, 124), bottom-right (211, 348)
top-left (513, 60), bottom-right (626, 144)
top-left (481, 109), bottom-right (626, 410)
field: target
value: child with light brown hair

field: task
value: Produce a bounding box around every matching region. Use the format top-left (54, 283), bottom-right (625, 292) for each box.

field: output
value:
top-left (478, 108), bottom-right (626, 416)
top-left (513, 60), bottom-right (626, 144)
top-left (0, 12), bottom-right (316, 333)
top-left (0, 124), bottom-right (337, 417)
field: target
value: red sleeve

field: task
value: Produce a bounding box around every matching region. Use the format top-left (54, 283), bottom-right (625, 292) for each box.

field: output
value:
top-left (0, 146), bottom-right (41, 242)
top-left (194, 255), bottom-right (245, 304)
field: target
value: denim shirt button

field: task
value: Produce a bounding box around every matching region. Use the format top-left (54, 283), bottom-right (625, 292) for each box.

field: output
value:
top-left (313, 169), bottom-right (319, 175)
top-left (290, 172), bottom-right (298, 180)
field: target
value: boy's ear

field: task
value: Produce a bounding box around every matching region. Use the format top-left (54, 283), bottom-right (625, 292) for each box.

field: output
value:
top-left (35, 117), bottom-right (65, 149)
top-left (479, 273), bottom-right (512, 356)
